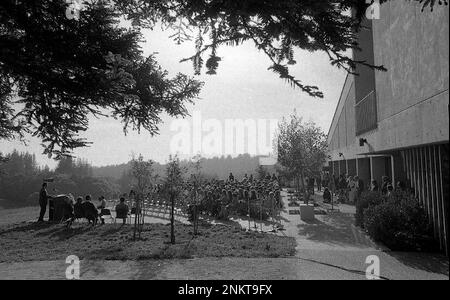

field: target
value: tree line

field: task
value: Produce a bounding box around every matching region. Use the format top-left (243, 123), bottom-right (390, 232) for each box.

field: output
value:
top-left (0, 151), bottom-right (117, 207)
top-left (0, 151), bottom-right (276, 208)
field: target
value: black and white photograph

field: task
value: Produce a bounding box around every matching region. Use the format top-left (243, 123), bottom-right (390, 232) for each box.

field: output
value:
top-left (0, 0), bottom-right (448, 283)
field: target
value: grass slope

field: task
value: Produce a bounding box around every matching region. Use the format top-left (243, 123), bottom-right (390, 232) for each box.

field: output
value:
top-left (0, 216), bottom-right (296, 263)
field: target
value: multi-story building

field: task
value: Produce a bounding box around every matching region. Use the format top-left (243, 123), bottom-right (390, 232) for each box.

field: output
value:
top-left (327, 2), bottom-right (449, 254)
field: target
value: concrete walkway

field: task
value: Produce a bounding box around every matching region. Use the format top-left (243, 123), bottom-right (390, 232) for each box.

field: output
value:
top-left (0, 255), bottom-right (447, 280)
top-left (282, 190), bottom-right (448, 280)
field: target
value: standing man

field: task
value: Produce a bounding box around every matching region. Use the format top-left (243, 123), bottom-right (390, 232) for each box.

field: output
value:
top-left (38, 182), bottom-right (49, 222)
top-left (316, 174), bottom-right (322, 192)
top-left (228, 172), bottom-right (235, 183)
top-left (308, 177), bottom-right (315, 195)
top-left (356, 176), bottom-right (364, 198)
top-left (323, 172), bottom-right (330, 189)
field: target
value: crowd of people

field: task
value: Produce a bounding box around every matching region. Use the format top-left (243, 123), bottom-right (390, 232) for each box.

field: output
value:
top-left (180, 173), bottom-right (282, 222)
top-left (38, 168), bottom-right (410, 226)
top-left (37, 172), bottom-right (282, 225)
top-left (320, 172), bottom-right (407, 205)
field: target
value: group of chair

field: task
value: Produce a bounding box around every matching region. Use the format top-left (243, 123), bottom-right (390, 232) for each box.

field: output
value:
top-left (94, 197), bottom-right (189, 225)
top-left (67, 193), bottom-right (233, 227)
top-left (69, 199), bottom-right (129, 226)
top-left (141, 197), bottom-right (189, 219)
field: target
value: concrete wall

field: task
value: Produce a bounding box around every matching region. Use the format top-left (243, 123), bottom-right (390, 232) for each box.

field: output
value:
top-left (374, 2), bottom-right (449, 122)
top-left (327, 74), bottom-right (356, 150)
top-left (366, 1), bottom-right (449, 152)
top-left (327, 2), bottom-right (449, 161)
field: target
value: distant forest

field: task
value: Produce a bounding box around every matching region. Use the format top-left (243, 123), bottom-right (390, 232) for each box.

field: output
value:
top-left (0, 150), bottom-right (276, 208)
top-left (93, 154), bottom-right (270, 180)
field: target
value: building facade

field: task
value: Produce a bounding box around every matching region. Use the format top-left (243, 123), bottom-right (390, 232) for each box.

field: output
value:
top-left (327, 2), bottom-right (449, 254)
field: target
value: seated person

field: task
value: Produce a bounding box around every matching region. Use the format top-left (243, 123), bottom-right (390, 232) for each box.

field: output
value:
top-left (81, 195), bottom-right (98, 225)
top-left (73, 197), bottom-right (85, 219)
top-left (323, 188), bottom-right (331, 203)
top-left (386, 184), bottom-right (395, 198)
top-left (370, 180), bottom-right (379, 192)
top-left (115, 197), bottom-right (129, 225)
top-left (97, 196), bottom-right (106, 210)
top-left (97, 196), bottom-right (108, 224)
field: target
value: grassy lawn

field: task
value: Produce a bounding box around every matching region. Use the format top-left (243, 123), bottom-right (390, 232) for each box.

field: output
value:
top-left (0, 207), bottom-right (296, 263)
top-left (0, 206), bottom-right (38, 226)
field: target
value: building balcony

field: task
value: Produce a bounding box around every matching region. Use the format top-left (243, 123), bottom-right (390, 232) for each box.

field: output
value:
top-left (355, 91), bottom-right (378, 136)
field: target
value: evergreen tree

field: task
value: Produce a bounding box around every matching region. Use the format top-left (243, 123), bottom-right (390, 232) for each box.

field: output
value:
top-left (0, 0), bottom-right (202, 158)
top-left (55, 157), bottom-right (74, 175)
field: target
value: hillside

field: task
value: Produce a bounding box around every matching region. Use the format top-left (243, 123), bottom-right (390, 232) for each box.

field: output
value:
top-left (92, 154), bottom-right (275, 181)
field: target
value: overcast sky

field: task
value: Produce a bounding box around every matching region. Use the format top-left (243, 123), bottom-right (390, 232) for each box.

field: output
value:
top-left (1, 26), bottom-right (347, 169)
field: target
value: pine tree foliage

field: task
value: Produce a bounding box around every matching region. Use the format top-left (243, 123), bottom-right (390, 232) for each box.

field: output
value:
top-left (0, 0), bottom-right (203, 158)
top-left (117, 0), bottom-right (446, 95)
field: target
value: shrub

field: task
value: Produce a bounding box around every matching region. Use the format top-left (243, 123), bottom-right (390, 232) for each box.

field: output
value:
top-left (355, 191), bottom-right (383, 227)
top-left (363, 193), bottom-right (437, 252)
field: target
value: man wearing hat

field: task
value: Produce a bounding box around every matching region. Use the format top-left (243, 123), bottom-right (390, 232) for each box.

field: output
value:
top-left (38, 182), bottom-right (49, 222)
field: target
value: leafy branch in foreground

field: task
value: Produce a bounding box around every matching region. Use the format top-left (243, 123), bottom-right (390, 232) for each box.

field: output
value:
top-left (0, 0), bottom-right (202, 158)
top-left (116, 0), bottom-right (446, 96)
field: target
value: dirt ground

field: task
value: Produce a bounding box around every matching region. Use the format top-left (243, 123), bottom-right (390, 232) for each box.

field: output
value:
top-left (0, 257), bottom-right (363, 280)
